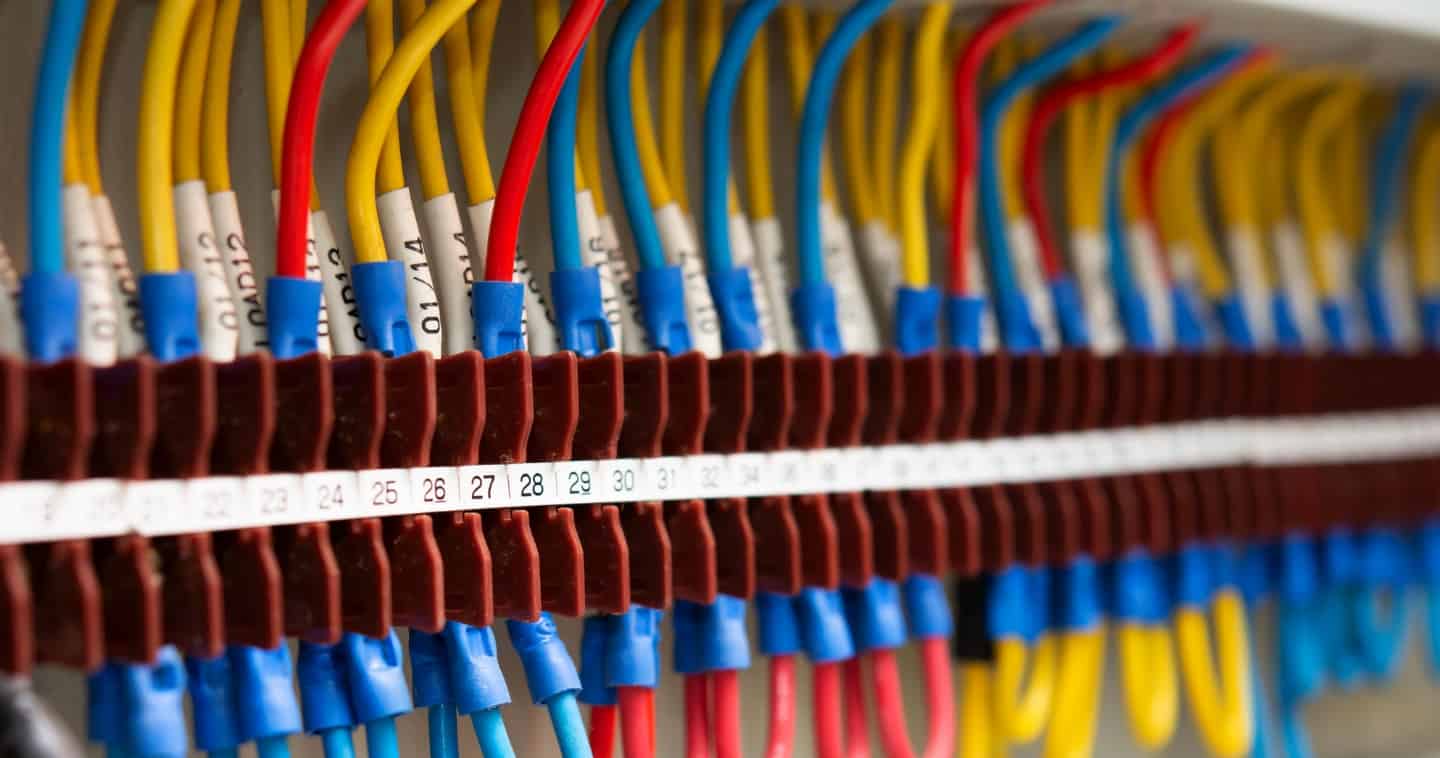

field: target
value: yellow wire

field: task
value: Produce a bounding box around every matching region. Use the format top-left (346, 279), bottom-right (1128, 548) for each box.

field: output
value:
top-left (467, 0), bottom-right (501, 203)
top-left (64, 103), bottom-right (85, 186)
top-left (579, 43), bottom-right (607, 214)
top-left (840, 32), bottom-right (874, 224)
top-left (1296, 78), bottom-right (1367, 298)
top-left (743, 27), bottom-right (776, 220)
top-left (439, 2), bottom-right (489, 204)
top-left (398, 0), bottom-right (452, 200)
top-left (1334, 113), bottom-right (1370, 246)
top-left (203, 0), bottom-right (243, 193)
top-left (662, 0), bottom-right (693, 212)
top-left (290, 0), bottom-right (307, 64)
top-left (630, 34), bottom-right (675, 209)
top-left (871, 16), bottom-right (903, 230)
top-left (694, 0), bottom-right (718, 94)
top-left (993, 636), bottom-right (1057, 745)
top-left (1118, 624), bottom-right (1180, 750)
top-left (138, 0), bottom-right (200, 274)
top-left (75, 0), bottom-right (117, 194)
top-left (897, 2), bottom-right (951, 289)
top-left (260, 0), bottom-right (294, 186)
top-left (1174, 591), bottom-right (1254, 758)
top-left (1155, 58), bottom-right (1273, 299)
top-left (1042, 627), bottom-right (1105, 758)
top-left (1411, 123), bottom-right (1440, 291)
top-left (959, 663), bottom-right (996, 758)
top-left (350, 0), bottom-right (479, 265)
top-left (778, 5), bottom-right (837, 203)
top-left (931, 28), bottom-right (960, 219)
top-left (174, 0), bottom-right (217, 185)
top-left (365, 0), bottom-right (409, 194)
top-left (1063, 55), bottom-right (1096, 233)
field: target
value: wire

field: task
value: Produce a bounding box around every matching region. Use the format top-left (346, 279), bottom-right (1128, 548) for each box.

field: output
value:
top-left (1360, 86), bottom-right (1427, 314)
top-left (1043, 627), bottom-right (1105, 758)
top-left (871, 18), bottom-right (902, 230)
top-left (618, 686), bottom-right (654, 758)
top-left (136, 0), bottom-right (197, 274)
top-left (1118, 624), bottom-right (1180, 750)
top-left (549, 43), bottom-right (588, 273)
top-left (662, 0), bottom-right (689, 212)
top-left (841, 31), bottom-right (875, 224)
top-left (931, 29), bottom-right (958, 220)
top-left (957, 663), bottom-right (993, 758)
top-left (993, 635), bottom-right (1058, 744)
top-left (713, 669), bottom-right (742, 758)
top-left (630, 35), bottom-right (675, 209)
top-left (363, 0), bottom-right (408, 194)
top-left (579, 35), bottom-right (607, 216)
top-left (589, 705), bottom-right (617, 758)
top-left (74, 0), bottom-right (116, 195)
top-left (175, 0), bottom-right (217, 185)
top-left (605, 0), bottom-right (669, 271)
top-left (1294, 79), bottom-right (1367, 299)
top-left (1175, 591), bottom-right (1255, 758)
top-left (842, 658), bottom-right (868, 758)
top-left (795, 0), bottom-right (893, 288)
top-left (203, 0), bottom-right (243, 192)
top-left (684, 674), bottom-right (709, 758)
top-left (812, 662), bottom-right (844, 758)
top-left (895, 3), bottom-right (954, 290)
top-left (872, 649), bottom-right (916, 758)
top-left (428, 703), bottom-right (461, 758)
top-left (546, 692), bottom-right (592, 758)
top-left (1021, 26), bottom-right (1199, 280)
top-left (948, 0), bottom-right (1048, 296)
top-left (701, 0), bottom-right (779, 275)
top-left (919, 638), bottom-right (956, 758)
top-left (465, 0), bottom-right (501, 203)
top-left (743, 28), bottom-right (776, 220)
top-left (257, 736), bottom-right (292, 758)
top-left (765, 655), bottom-right (796, 758)
top-left (472, 708), bottom-right (518, 758)
top-left (321, 727), bottom-right (357, 758)
top-left (397, 0), bottom-right (453, 201)
top-left (1412, 125), bottom-right (1440, 294)
top-left (779, 7), bottom-right (838, 203)
top-left (365, 718), bottom-right (402, 758)
top-left (260, 0), bottom-right (295, 185)
top-left (437, 7), bottom-right (487, 204)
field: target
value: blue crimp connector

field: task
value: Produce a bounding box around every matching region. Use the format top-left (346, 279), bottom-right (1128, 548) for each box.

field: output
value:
top-left (672, 600), bottom-right (702, 674)
top-left (340, 631), bottom-right (413, 723)
top-left (506, 613), bottom-right (582, 705)
top-left (1115, 287), bottom-right (1156, 352)
top-left (894, 286), bottom-right (942, 356)
top-left (443, 621), bottom-right (510, 714)
top-left (1173, 545), bottom-right (1215, 610)
top-left (231, 644), bottom-right (302, 741)
top-left (266, 276), bottom-right (324, 360)
top-left (903, 574), bottom-right (953, 640)
top-left (1278, 534), bottom-right (1320, 605)
top-left (1052, 558), bottom-right (1101, 633)
top-left (409, 631), bottom-right (453, 709)
top-left (707, 267), bottom-right (764, 352)
top-left (138, 271), bottom-right (202, 362)
top-left (352, 260), bottom-right (416, 356)
top-left (636, 265), bottom-right (694, 354)
top-left (1278, 602), bottom-right (1325, 701)
top-left (1360, 283), bottom-right (1395, 351)
top-left (119, 645), bottom-right (189, 758)
top-left (1323, 529), bottom-right (1360, 587)
top-left (995, 291), bottom-right (1041, 353)
top-left (945, 294), bottom-right (986, 353)
top-left (552, 267), bottom-right (616, 357)
top-left (472, 279), bottom-right (527, 357)
top-left (989, 567), bottom-right (1032, 639)
top-left (1319, 298), bottom-right (1350, 350)
top-left (673, 596), bottom-right (751, 673)
top-left (1422, 295), bottom-right (1440, 349)
top-left (1239, 542), bottom-right (1275, 607)
top-left (1110, 551), bottom-right (1167, 625)
top-left (1421, 520), bottom-right (1440, 584)
top-left (1048, 277), bottom-right (1090, 349)
top-left (843, 579), bottom-right (908, 652)
top-left (1211, 543), bottom-right (1239, 591)
top-left (755, 591), bottom-right (802, 657)
top-left (19, 270), bottom-right (79, 362)
top-left (186, 655), bottom-right (241, 753)
top-left (790, 282), bottom-right (843, 356)
top-left (794, 587), bottom-right (854, 663)
top-left (297, 642), bottom-right (355, 734)
top-left (87, 663), bottom-right (122, 747)
top-left (1271, 293), bottom-right (1304, 351)
top-left (607, 605), bottom-right (663, 688)
top-left (1170, 285), bottom-right (1210, 350)
top-left (577, 616), bottom-right (615, 706)
top-left (1213, 294), bottom-right (1255, 351)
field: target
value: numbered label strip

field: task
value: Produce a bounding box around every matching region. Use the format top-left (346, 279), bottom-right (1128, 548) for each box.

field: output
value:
top-left (5, 409), bottom-right (1440, 543)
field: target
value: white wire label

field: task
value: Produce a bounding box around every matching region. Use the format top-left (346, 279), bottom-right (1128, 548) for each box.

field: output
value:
top-left (378, 189), bottom-right (443, 357)
top-left (311, 210), bottom-right (362, 356)
top-left (656, 205), bottom-right (722, 358)
top-left (420, 194), bottom-right (476, 357)
top-left (208, 191), bottom-right (267, 355)
top-left (820, 202), bottom-right (882, 354)
top-left (751, 217), bottom-right (798, 353)
top-left (61, 184), bottom-right (119, 366)
top-left (176, 180), bottom-right (239, 362)
top-left (92, 194), bottom-right (146, 359)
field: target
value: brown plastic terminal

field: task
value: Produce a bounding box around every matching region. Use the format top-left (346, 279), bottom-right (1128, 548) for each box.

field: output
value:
top-left (91, 358), bottom-right (157, 479)
top-left (325, 352), bottom-right (391, 638)
top-left (937, 353), bottom-right (981, 577)
top-left (658, 352), bottom-right (718, 606)
top-left (970, 352), bottom-right (1015, 573)
top-left (27, 540), bottom-right (102, 670)
top-left (1036, 352), bottom-right (1083, 566)
top-left (213, 354), bottom-right (275, 476)
top-left (336, 518), bottom-right (391, 638)
top-left (788, 354), bottom-right (839, 591)
top-left (827, 356), bottom-right (874, 588)
top-left (573, 352), bottom-right (628, 616)
top-left (704, 353), bottom-right (755, 600)
top-left (0, 545), bottom-right (32, 675)
top-left (664, 352), bottom-right (710, 456)
top-left (430, 352), bottom-right (494, 628)
top-left (751, 354), bottom-right (801, 595)
top-left (160, 532), bottom-right (224, 659)
top-left (898, 352), bottom-right (947, 577)
top-left (218, 528), bottom-right (282, 650)
top-left (24, 358), bottom-right (94, 481)
top-left (862, 352), bottom-right (906, 581)
top-left (1069, 352), bottom-right (1113, 561)
top-left (326, 353), bottom-right (384, 470)
top-left (1161, 354), bottom-right (1201, 551)
top-left (478, 352), bottom-right (541, 621)
top-left (617, 354), bottom-right (672, 610)
top-left (152, 356), bottom-right (216, 479)
top-left (1002, 353), bottom-right (1047, 569)
top-left (526, 353), bottom-right (585, 618)
top-left (380, 352), bottom-right (444, 633)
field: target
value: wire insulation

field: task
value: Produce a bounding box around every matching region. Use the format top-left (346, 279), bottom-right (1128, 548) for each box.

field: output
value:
top-left (136, 0), bottom-right (199, 274)
top-left (765, 655), bottom-right (796, 758)
top-left (896, 3), bottom-right (954, 289)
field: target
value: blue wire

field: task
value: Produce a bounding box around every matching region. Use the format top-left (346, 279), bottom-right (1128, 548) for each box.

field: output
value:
top-left (428, 704), bottom-right (461, 758)
top-left (364, 718), bottom-right (401, 758)
top-left (702, 0), bottom-right (781, 276)
top-left (545, 692), bottom-right (592, 758)
top-left (106, 746), bottom-right (129, 758)
top-left (471, 708), bottom-right (518, 758)
top-left (548, 44), bottom-right (587, 273)
top-left (320, 728), bottom-right (356, 758)
top-left (256, 736), bottom-right (291, 758)
top-left (1359, 84), bottom-right (1428, 350)
top-left (1102, 45), bottom-right (1250, 350)
top-left (209, 751), bottom-right (239, 758)
top-left (605, 0), bottom-right (668, 271)
top-left (30, 0), bottom-right (89, 276)
top-left (977, 16), bottom-right (1122, 353)
top-left (795, 0), bottom-right (892, 288)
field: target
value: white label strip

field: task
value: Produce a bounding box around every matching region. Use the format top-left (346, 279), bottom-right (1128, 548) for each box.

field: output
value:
top-left (4, 410), bottom-right (1440, 542)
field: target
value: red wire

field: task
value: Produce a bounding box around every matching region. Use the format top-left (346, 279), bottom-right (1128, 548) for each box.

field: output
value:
top-left (765, 655), bottom-right (796, 758)
top-left (275, 0), bottom-right (366, 280)
top-left (617, 687), bottom-right (654, 758)
top-left (484, 0), bottom-right (604, 281)
top-left (590, 704), bottom-right (618, 758)
top-left (842, 657), bottom-right (869, 758)
top-left (1018, 25), bottom-right (1200, 282)
top-left (685, 674), bottom-right (710, 758)
top-left (948, 0), bottom-right (1050, 296)
top-left (813, 662), bottom-right (845, 758)
top-left (872, 650), bottom-right (916, 758)
top-left (712, 670), bottom-right (743, 758)
top-left (919, 638), bottom-right (956, 758)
